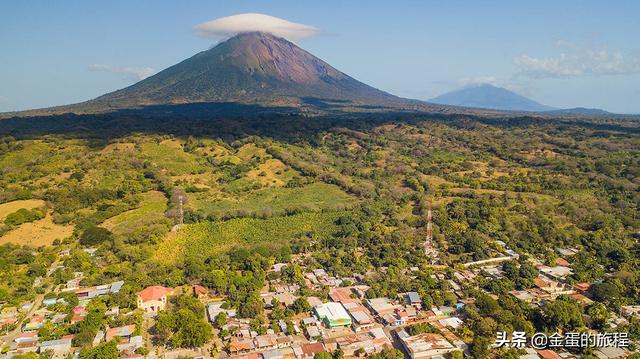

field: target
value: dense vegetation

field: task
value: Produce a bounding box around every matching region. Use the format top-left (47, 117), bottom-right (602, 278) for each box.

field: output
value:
top-left (0, 111), bottom-right (638, 357)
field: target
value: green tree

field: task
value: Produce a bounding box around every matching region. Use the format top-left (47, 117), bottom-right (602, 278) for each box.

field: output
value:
top-left (79, 227), bottom-right (113, 246)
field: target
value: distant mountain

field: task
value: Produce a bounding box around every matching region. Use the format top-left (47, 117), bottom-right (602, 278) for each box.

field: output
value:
top-left (545, 107), bottom-right (612, 116)
top-left (430, 84), bottom-right (556, 112)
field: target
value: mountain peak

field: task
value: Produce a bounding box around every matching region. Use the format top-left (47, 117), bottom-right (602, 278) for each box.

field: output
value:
top-left (82, 31), bottom-right (400, 110)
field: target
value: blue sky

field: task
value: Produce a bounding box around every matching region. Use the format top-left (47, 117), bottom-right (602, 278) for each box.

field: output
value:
top-left (1, 1), bottom-right (639, 113)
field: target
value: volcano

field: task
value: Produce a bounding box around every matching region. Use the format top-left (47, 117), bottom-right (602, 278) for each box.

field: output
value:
top-left (74, 31), bottom-right (402, 111)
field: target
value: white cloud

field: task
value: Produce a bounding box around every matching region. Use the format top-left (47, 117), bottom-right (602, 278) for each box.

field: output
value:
top-left (194, 13), bottom-right (319, 42)
top-left (457, 76), bottom-right (500, 87)
top-left (88, 64), bottom-right (156, 81)
top-left (514, 48), bottom-right (640, 78)
top-left (555, 39), bottom-right (576, 48)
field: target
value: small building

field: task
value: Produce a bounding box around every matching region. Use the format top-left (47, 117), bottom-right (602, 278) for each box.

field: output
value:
top-left (229, 338), bottom-right (255, 353)
top-left (207, 301), bottom-right (236, 323)
top-left (314, 302), bottom-right (352, 328)
top-left (366, 297), bottom-right (397, 317)
top-left (573, 282), bottom-right (592, 292)
top-left (398, 331), bottom-right (456, 359)
top-left (39, 337), bottom-right (72, 355)
top-left (192, 284), bottom-right (209, 300)
top-left (405, 292), bottom-right (423, 309)
top-left (136, 286), bottom-right (174, 314)
top-left (262, 349), bottom-right (284, 359)
top-left (106, 324), bottom-right (136, 341)
top-left (335, 328), bottom-right (391, 356)
top-left (382, 312), bottom-right (404, 327)
top-left (254, 334), bottom-right (278, 350)
top-left (305, 325), bottom-right (321, 340)
top-left (294, 342), bottom-right (327, 359)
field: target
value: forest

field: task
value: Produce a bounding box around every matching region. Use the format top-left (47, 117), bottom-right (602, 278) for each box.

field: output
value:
top-left (0, 110), bottom-right (639, 357)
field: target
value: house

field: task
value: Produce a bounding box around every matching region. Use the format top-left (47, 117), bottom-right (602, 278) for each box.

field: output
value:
top-left (254, 334), bottom-right (278, 350)
top-left (136, 286), bottom-right (174, 314)
top-left (397, 330), bottom-right (456, 359)
top-left (294, 342), bottom-right (327, 359)
top-left (438, 317), bottom-right (464, 329)
top-left (510, 290), bottom-right (537, 303)
top-left (573, 282), bottom-right (592, 292)
top-left (193, 284), bottom-right (209, 300)
top-left (106, 324), bottom-right (136, 342)
top-left (538, 265), bottom-right (572, 279)
top-left (262, 349), bottom-right (284, 359)
top-left (314, 302), bottom-right (352, 328)
top-left (14, 332), bottom-right (38, 344)
top-left (554, 258), bottom-right (570, 267)
top-left (1, 306), bottom-right (18, 318)
top-left (117, 335), bottom-right (143, 353)
top-left (305, 325), bottom-right (321, 340)
top-left (366, 297), bottom-right (397, 317)
top-left (382, 313), bottom-right (404, 326)
top-left (75, 280), bottom-right (124, 300)
top-left (405, 292), bottom-right (423, 309)
top-left (229, 338), bottom-right (255, 353)
top-left (537, 349), bottom-right (564, 359)
top-left (206, 301), bottom-right (236, 323)
top-left (349, 309), bottom-right (376, 332)
top-left (534, 276), bottom-right (573, 296)
top-left (335, 328), bottom-right (392, 356)
top-left (39, 337), bottom-right (73, 355)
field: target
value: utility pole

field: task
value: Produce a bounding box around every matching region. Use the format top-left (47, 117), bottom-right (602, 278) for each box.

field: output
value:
top-left (424, 199), bottom-right (438, 263)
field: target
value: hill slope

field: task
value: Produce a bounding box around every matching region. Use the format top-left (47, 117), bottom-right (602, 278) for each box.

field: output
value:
top-left (430, 84), bottom-right (555, 112)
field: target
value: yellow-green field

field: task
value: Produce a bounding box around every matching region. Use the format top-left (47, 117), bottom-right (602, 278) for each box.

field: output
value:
top-left (101, 191), bottom-right (168, 235)
top-left (0, 213), bottom-right (74, 246)
top-left (0, 199), bottom-right (46, 221)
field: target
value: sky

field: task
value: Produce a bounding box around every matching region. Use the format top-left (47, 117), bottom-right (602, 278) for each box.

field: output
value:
top-left (1, 1), bottom-right (639, 114)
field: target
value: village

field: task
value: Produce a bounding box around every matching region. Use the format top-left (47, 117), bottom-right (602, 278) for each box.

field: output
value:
top-left (1, 239), bottom-right (638, 359)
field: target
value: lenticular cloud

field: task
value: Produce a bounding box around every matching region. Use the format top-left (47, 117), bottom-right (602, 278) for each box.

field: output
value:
top-left (194, 13), bottom-right (319, 42)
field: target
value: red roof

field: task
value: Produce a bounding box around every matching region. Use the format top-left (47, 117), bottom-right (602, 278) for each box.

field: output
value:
top-left (301, 343), bottom-right (326, 356)
top-left (555, 258), bottom-right (570, 267)
top-left (193, 284), bottom-right (208, 296)
top-left (537, 349), bottom-right (563, 359)
top-left (137, 286), bottom-right (173, 302)
top-left (574, 282), bottom-right (592, 292)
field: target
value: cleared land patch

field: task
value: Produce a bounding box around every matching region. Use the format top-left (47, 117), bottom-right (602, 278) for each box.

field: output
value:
top-left (0, 213), bottom-right (73, 246)
top-left (0, 199), bottom-right (46, 222)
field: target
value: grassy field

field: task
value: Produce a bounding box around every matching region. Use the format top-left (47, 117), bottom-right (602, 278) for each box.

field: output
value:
top-left (0, 213), bottom-right (73, 246)
top-left (154, 211), bottom-right (344, 264)
top-left (101, 191), bottom-right (168, 235)
top-left (192, 182), bottom-right (354, 217)
top-left (0, 199), bottom-right (46, 221)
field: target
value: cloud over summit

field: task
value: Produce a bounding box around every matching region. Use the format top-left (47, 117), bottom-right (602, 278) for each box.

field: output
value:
top-left (194, 13), bottom-right (319, 41)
